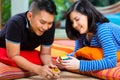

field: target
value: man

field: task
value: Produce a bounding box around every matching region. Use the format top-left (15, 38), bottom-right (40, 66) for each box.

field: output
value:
top-left (0, 0), bottom-right (59, 79)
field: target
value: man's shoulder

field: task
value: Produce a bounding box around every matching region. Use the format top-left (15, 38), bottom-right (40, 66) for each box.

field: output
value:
top-left (10, 12), bottom-right (27, 22)
top-left (3, 12), bottom-right (28, 30)
top-left (5, 12), bottom-right (27, 28)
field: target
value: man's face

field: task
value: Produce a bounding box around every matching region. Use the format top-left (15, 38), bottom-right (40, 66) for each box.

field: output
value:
top-left (27, 10), bottom-right (54, 36)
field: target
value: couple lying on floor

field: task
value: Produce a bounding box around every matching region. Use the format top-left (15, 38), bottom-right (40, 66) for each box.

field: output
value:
top-left (0, 0), bottom-right (120, 80)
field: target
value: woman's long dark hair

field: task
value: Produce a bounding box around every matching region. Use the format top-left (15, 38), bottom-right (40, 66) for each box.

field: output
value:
top-left (65, 0), bottom-right (109, 40)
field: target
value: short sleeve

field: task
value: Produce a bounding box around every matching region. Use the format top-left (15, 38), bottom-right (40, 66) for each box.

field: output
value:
top-left (5, 19), bottom-right (22, 43)
top-left (42, 23), bottom-right (55, 46)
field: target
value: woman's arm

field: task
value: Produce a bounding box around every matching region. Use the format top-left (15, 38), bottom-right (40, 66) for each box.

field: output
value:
top-left (79, 24), bottom-right (117, 71)
top-left (74, 39), bottom-right (83, 52)
top-left (63, 24), bottom-right (117, 72)
top-left (67, 36), bottom-right (85, 56)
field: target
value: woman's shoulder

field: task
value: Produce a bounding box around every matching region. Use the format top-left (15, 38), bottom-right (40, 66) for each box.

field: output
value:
top-left (96, 22), bottom-right (109, 31)
top-left (97, 22), bottom-right (119, 30)
top-left (98, 22), bottom-right (119, 27)
top-left (96, 22), bottom-right (120, 35)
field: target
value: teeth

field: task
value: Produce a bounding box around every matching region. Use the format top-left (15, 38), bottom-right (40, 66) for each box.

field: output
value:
top-left (39, 29), bottom-right (43, 32)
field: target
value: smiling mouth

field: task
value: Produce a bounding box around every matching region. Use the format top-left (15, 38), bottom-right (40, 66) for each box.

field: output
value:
top-left (36, 30), bottom-right (44, 36)
top-left (39, 29), bottom-right (44, 32)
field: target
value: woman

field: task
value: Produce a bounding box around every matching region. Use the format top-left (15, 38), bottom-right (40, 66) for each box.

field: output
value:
top-left (57, 0), bottom-right (120, 72)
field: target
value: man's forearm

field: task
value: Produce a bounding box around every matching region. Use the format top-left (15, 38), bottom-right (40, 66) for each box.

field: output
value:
top-left (12, 55), bottom-right (40, 72)
top-left (40, 54), bottom-right (52, 65)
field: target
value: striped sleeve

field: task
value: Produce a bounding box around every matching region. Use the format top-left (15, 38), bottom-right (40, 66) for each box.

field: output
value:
top-left (79, 23), bottom-right (117, 71)
top-left (74, 35), bottom-right (86, 52)
top-left (74, 40), bottom-right (82, 52)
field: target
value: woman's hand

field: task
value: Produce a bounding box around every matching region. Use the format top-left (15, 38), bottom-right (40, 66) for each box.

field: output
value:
top-left (55, 56), bottom-right (65, 69)
top-left (62, 56), bottom-right (80, 71)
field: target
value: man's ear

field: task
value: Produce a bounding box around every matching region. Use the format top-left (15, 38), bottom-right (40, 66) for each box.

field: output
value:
top-left (27, 11), bottom-right (32, 21)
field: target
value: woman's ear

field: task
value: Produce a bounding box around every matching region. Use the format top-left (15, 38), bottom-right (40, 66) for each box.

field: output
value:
top-left (27, 11), bottom-right (32, 21)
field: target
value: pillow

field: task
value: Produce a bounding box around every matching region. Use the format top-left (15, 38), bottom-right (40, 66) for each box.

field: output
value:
top-left (0, 48), bottom-right (42, 67)
top-left (51, 44), bottom-right (73, 57)
top-left (51, 40), bottom-right (120, 80)
top-left (80, 62), bottom-right (120, 80)
top-left (0, 42), bottom-right (74, 80)
top-left (1, 39), bottom-right (120, 80)
top-left (74, 46), bottom-right (120, 61)
top-left (0, 62), bottom-right (35, 80)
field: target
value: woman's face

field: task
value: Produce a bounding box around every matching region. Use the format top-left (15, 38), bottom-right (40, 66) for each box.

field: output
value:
top-left (70, 11), bottom-right (88, 34)
top-left (27, 10), bottom-right (54, 36)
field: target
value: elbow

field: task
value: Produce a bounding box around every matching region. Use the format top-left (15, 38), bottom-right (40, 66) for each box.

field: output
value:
top-left (7, 53), bottom-right (20, 60)
top-left (108, 58), bottom-right (117, 68)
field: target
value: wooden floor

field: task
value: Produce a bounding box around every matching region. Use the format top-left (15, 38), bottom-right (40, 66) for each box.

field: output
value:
top-left (15, 71), bottom-right (100, 80)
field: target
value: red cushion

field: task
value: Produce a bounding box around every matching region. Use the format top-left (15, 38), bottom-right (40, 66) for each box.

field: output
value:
top-left (0, 48), bottom-right (42, 67)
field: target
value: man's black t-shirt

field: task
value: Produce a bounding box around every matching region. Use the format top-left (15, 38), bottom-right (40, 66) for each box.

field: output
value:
top-left (0, 12), bottom-right (55, 50)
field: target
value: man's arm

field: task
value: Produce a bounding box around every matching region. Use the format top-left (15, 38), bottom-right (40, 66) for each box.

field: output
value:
top-left (6, 40), bottom-right (40, 72)
top-left (40, 45), bottom-right (53, 65)
top-left (6, 40), bottom-right (57, 79)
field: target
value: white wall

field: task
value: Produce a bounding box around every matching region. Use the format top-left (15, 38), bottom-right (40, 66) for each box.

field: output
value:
top-left (11, 0), bottom-right (29, 16)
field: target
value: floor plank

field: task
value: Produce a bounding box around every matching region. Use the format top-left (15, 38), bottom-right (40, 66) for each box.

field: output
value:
top-left (15, 71), bottom-right (100, 80)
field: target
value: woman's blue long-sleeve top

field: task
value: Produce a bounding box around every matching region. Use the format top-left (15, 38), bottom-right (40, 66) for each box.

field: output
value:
top-left (74, 22), bottom-right (120, 71)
